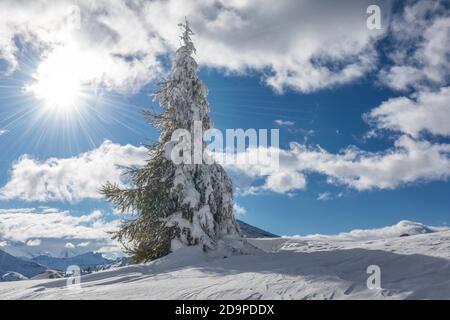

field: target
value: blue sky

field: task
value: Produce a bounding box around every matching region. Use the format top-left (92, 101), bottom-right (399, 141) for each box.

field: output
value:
top-left (204, 70), bottom-right (450, 235)
top-left (0, 0), bottom-right (449, 257)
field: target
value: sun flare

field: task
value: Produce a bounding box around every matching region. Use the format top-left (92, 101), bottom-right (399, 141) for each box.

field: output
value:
top-left (27, 45), bottom-right (83, 112)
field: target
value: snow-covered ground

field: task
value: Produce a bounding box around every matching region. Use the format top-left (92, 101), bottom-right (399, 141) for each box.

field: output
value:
top-left (1, 221), bottom-right (450, 300)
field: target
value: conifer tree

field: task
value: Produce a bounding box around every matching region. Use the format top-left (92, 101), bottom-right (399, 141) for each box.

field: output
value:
top-left (101, 21), bottom-right (245, 262)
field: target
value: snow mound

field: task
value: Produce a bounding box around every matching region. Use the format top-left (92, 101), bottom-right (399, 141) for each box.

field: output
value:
top-left (1, 272), bottom-right (28, 282)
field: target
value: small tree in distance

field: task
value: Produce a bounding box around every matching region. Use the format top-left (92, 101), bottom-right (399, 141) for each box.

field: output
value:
top-left (101, 21), bottom-right (247, 263)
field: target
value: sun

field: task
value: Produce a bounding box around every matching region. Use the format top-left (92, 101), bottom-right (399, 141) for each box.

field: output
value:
top-left (27, 45), bottom-right (83, 112)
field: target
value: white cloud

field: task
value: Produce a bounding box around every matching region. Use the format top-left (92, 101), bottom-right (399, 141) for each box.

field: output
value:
top-left (26, 239), bottom-right (42, 246)
top-left (233, 203), bottom-right (246, 216)
top-left (293, 136), bottom-right (450, 190)
top-left (0, 0), bottom-right (390, 94)
top-left (64, 242), bottom-right (75, 249)
top-left (3, 0), bottom-right (448, 95)
top-left (379, 1), bottom-right (450, 91)
top-left (77, 241), bottom-right (90, 247)
top-left (0, 207), bottom-right (121, 257)
top-left (224, 135), bottom-right (450, 193)
top-left (0, 140), bottom-right (147, 202)
top-left (0, 207), bottom-right (118, 242)
top-left (317, 192), bottom-right (332, 201)
top-left (0, 129), bottom-right (8, 136)
top-left (274, 120), bottom-right (295, 127)
top-left (3, 132), bottom-right (448, 201)
top-left (367, 87), bottom-right (450, 137)
top-left (264, 171), bottom-right (306, 193)
top-left (147, 0), bottom-right (389, 93)
top-left (0, 0), bottom-right (166, 92)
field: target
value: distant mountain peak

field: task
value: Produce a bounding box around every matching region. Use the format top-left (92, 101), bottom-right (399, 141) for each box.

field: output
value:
top-left (31, 251), bottom-right (114, 271)
top-left (236, 220), bottom-right (278, 238)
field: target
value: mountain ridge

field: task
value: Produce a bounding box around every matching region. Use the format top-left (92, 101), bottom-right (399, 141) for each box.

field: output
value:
top-left (31, 251), bottom-right (113, 271)
top-left (0, 249), bottom-right (46, 280)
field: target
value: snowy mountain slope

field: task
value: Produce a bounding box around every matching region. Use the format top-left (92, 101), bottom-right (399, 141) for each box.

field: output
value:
top-left (1, 223), bottom-right (450, 299)
top-left (0, 249), bottom-right (46, 280)
top-left (31, 252), bottom-right (113, 271)
top-left (236, 219), bottom-right (278, 238)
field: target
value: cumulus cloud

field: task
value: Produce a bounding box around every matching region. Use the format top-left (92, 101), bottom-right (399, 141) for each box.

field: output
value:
top-left (0, 207), bottom-right (121, 257)
top-left (291, 135), bottom-right (450, 190)
top-left (0, 0), bottom-right (166, 92)
top-left (0, 140), bottom-right (147, 202)
top-left (0, 129), bottom-right (8, 136)
top-left (0, 0), bottom-right (390, 94)
top-left (150, 0), bottom-right (389, 93)
top-left (3, 0), bottom-right (447, 95)
top-left (223, 135), bottom-right (450, 193)
top-left (367, 87), bottom-right (450, 137)
top-left (2, 134), bottom-right (449, 200)
top-left (0, 207), bottom-right (117, 242)
top-left (379, 0), bottom-right (450, 91)
top-left (263, 171), bottom-right (306, 193)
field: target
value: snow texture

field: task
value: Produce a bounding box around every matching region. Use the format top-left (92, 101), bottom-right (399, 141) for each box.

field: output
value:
top-left (1, 222), bottom-right (450, 299)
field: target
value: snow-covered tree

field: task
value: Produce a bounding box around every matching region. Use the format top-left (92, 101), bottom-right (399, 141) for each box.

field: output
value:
top-left (101, 21), bottom-right (246, 262)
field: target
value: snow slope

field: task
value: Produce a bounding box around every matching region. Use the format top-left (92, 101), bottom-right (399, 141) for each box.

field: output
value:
top-left (1, 222), bottom-right (450, 299)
